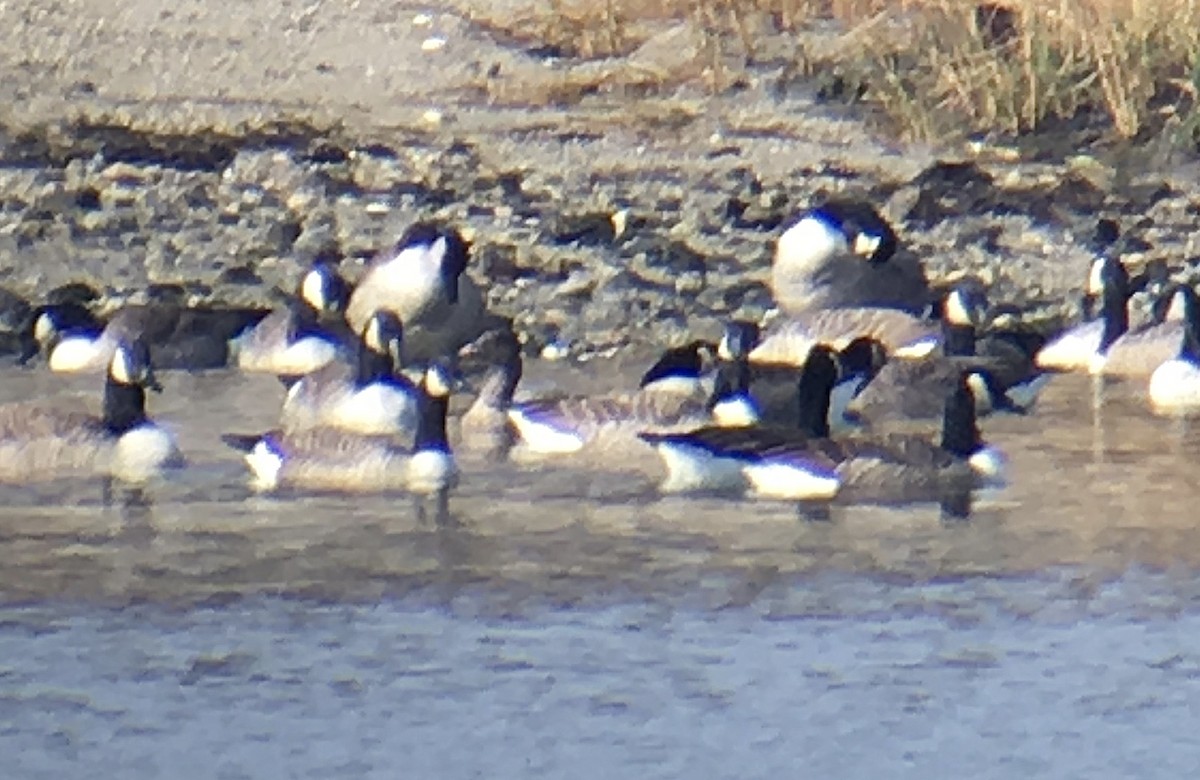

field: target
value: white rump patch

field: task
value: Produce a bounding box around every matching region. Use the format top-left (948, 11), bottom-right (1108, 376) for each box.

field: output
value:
top-left (652, 441), bottom-right (746, 494)
top-left (507, 409), bottom-right (586, 454)
top-left (743, 458), bottom-right (841, 501)
top-left (246, 440), bottom-right (285, 491)
top-left (1149, 358), bottom-right (1200, 412)
top-left (893, 335), bottom-right (940, 359)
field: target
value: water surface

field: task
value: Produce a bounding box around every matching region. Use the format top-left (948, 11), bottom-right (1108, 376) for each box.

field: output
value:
top-left (1, 365), bottom-right (1199, 778)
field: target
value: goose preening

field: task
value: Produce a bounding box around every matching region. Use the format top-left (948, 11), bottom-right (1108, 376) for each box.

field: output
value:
top-left (771, 200), bottom-right (932, 316)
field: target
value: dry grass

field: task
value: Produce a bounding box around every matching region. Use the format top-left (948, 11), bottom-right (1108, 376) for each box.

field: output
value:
top-left (811, 0), bottom-right (1200, 143)
top-left (489, 0), bottom-right (1200, 145)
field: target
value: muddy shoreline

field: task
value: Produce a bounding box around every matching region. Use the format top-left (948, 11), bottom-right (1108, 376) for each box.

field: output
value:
top-left (2, 0), bottom-right (1199, 357)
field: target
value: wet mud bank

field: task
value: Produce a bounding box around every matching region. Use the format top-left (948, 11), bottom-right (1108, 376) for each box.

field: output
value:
top-left (2, 1), bottom-right (1199, 358)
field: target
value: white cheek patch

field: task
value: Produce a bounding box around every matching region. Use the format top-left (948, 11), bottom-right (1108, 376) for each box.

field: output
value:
top-left (364, 316), bottom-right (383, 351)
top-left (1165, 290), bottom-right (1189, 323)
top-left (33, 313), bottom-right (55, 344)
top-left (301, 269), bottom-right (328, 311)
top-left (1087, 258), bottom-right (1106, 296)
top-left (965, 373), bottom-right (992, 413)
top-left (853, 233), bottom-right (882, 257)
top-left (424, 367), bottom-right (453, 398)
top-left (717, 334), bottom-right (734, 361)
top-left (944, 289), bottom-right (979, 326)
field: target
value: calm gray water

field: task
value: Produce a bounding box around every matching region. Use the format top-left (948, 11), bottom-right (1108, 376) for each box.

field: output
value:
top-left (2, 364), bottom-right (1200, 778)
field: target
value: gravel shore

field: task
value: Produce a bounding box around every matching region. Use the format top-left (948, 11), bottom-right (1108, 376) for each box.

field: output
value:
top-left (3, 0), bottom-right (1200, 358)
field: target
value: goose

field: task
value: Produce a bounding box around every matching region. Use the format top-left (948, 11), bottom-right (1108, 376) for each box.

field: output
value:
top-left (230, 259), bottom-right (352, 377)
top-left (642, 361), bottom-right (1003, 503)
top-left (1036, 256), bottom-right (1197, 377)
top-left (27, 292), bottom-right (272, 373)
top-left (750, 304), bottom-right (939, 367)
top-left (459, 327), bottom-right (524, 459)
top-left (345, 222), bottom-right (489, 365)
top-left (279, 310), bottom-right (418, 437)
top-left (771, 199), bottom-right (932, 316)
top-left (0, 339), bottom-right (183, 482)
top-left (845, 282), bottom-right (1048, 423)
top-left (1148, 288), bottom-right (1200, 412)
top-left (223, 364), bottom-right (456, 495)
top-left (637, 339), bottom-right (716, 395)
top-left (505, 344), bottom-right (757, 461)
top-left (718, 321), bottom-right (883, 432)
top-left (639, 344), bottom-right (845, 497)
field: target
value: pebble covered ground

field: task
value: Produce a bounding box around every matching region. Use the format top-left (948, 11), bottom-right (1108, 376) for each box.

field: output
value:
top-left (3, 0), bottom-right (1200, 358)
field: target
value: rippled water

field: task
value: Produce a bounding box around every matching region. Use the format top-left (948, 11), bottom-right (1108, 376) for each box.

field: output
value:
top-left (2, 362), bottom-right (1200, 778)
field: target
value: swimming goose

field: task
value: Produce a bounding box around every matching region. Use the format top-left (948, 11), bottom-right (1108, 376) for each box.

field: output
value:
top-left (638, 339), bottom-right (716, 395)
top-left (459, 327), bottom-right (524, 459)
top-left (639, 345), bottom-right (845, 497)
top-left (1148, 287), bottom-right (1200, 412)
top-left (719, 321), bottom-right (882, 432)
top-left (27, 294), bottom-right (272, 373)
top-left (750, 303), bottom-right (938, 367)
top-left (345, 222), bottom-right (488, 365)
top-left (231, 260), bottom-right (352, 377)
top-left (505, 345), bottom-right (757, 460)
top-left (0, 339), bottom-right (182, 482)
top-left (279, 310), bottom-right (418, 437)
top-left (1035, 256), bottom-right (1197, 377)
top-left (845, 282), bottom-right (1047, 423)
top-left (642, 364), bottom-right (1003, 503)
top-left (223, 364), bottom-right (457, 495)
top-left (771, 199), bottom-right (931, 315)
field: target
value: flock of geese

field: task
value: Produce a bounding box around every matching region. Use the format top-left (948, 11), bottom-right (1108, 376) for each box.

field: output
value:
top-left (4, 202), bottom-right (1200, 512)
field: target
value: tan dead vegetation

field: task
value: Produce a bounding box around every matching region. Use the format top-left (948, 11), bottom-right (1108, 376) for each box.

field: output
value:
top-left (462, 0), bottom-right (1200, 145)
